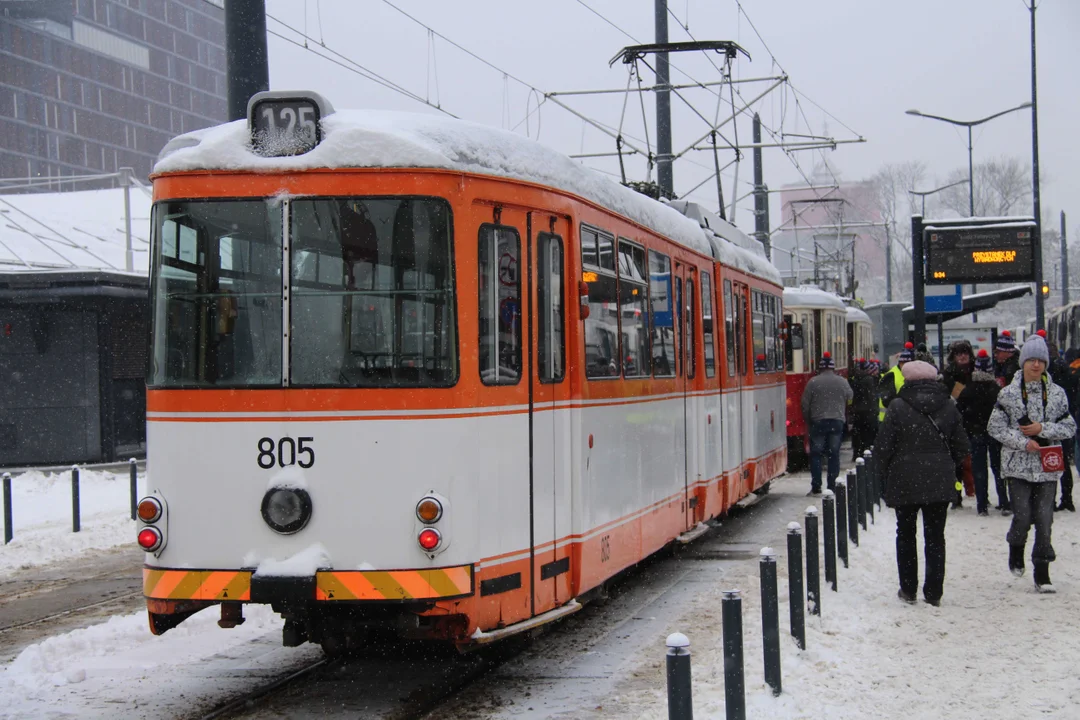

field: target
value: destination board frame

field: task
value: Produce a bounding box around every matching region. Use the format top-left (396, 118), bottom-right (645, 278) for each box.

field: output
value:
top-left (924, 222), bottom-right (1036, 285)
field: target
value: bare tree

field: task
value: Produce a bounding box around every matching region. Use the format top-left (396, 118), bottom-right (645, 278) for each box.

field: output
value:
top-left (939, 156), bottom-right (1032, 218)
top-left (858, 161), bottom-right (926, 302)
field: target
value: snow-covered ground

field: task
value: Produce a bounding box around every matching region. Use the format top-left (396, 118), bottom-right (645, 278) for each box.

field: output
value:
top-left (0, 468), bottom-right (138, 574)
top-left (1, 472), bottom-right (1078, 718)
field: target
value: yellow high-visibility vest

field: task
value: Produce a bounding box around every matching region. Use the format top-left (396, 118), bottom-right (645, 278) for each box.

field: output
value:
top-left (878, 367), bottom-right (904, 422)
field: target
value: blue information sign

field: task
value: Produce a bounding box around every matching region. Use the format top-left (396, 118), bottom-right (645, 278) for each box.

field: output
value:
top-left (924, 284), bottom-right (963, 313)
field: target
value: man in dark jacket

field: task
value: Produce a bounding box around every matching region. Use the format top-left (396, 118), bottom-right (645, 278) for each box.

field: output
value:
top-left (849, 358), bottom-right (878, 460)
top-left (877, 360), bottom-right (969, 606)
top-left (802, 352), bottom-right (853, 494)
top-left (941, 339), bottom-right (974, 397)
top-left (956, 350), bottom-right (1002, 515)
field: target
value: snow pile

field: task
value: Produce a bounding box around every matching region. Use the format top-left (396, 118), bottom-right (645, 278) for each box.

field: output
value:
top-left (252, 543), bottom-right (331, 577)
top-left (0, 469), bottom-right (137, 574)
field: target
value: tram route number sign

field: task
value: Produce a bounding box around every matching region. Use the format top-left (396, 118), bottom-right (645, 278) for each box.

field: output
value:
top-left (249, 95), bottom-right (324, 157)
top-left (925, 224), bottom-right (1036, 285)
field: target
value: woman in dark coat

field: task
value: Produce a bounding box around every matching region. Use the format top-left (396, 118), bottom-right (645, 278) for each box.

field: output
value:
top-left (877, 360), bottom-right (970, 606)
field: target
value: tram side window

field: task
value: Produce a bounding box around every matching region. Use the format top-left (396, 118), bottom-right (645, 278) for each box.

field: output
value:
top-left (785, 314), bottom-right (802, 372)
top-left (479, 224), bottom-right (522, 385)
top-left (763, 294), bottom-right (776, 372)
top-left (618, 240), bottom-right (649, 378)
top-left (149, 200), bottom-right (282, 388)
top-left (538, 233), bottom-right (565, 383)
top-left (751, 290), bottom-right (766, 373)
top-left (701, 273), bottom-right (715, 378)
top-left (649, 250), bottom-right (676, 377)
top-left (583, 226), bottom-right (620, 379)
top-left (723, 279), bottom-right (735, 377)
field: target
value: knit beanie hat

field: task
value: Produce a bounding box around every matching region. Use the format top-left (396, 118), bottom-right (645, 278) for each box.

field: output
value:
top-left (819, 351), bottom-right (835, 370)
top-left (901, 360), bottom-right (937, 382)
top-left (898, 342), bottom-right (915, 363)
top-left (1019, 335), bottom-right (1049, 366)
top-left (996, 330), bottom-right (1016, 353)
top-left (974, 349), bottom-right (992, 372)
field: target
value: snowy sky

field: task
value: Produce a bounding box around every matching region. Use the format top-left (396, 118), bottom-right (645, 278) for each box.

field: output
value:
top-left (262, 0), bottom-right (1078, 228)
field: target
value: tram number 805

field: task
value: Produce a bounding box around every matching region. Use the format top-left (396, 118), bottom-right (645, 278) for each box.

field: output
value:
top-left (257, 437), bottom-right (316, 469)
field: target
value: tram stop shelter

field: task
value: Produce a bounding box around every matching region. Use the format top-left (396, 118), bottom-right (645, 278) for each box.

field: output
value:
top-left (0, 270), bottom-right (148, 467)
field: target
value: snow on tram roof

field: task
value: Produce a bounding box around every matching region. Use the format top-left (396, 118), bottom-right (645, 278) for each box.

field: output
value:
top-left (154, 108), bottom-right (780, 284)
top-left (783, 284), bottom-right (847, 310)
top-left (846, 305), bottom-right (871, 324)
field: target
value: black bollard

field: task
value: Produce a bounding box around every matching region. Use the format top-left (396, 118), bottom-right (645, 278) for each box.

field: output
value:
top-left (835, 479), bottom-right (849, 569)
top-left (865, 448), bottom-right (880, 509)
top-left (786, 523), bottom-right (805, 650)
top-left (759, 548), bottom-right (782, 696)
top-left (71, 466), bottom-right (80, 533)
top-left (822, 490), bottom-right (837, 591)
top-left (666, 633), bottom-right (693, 720)
top-left (846, 469), bottom-right (859, 547)
top-left (3, 472), bottom-right (11, 545)
top-left (722, 590), bottom-right (746, 720)
top-left (805, 507), bottom-right (820, 616)
top-left (855, 459), bottom-right (868, 531)
top-left (861, 452), bottom-right (876, 524)
top-left (129, 458), bottom-right (138, 522)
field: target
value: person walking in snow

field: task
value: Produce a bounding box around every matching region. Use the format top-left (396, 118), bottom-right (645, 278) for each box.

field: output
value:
top-left (1048, 340), bottom-right (1077, 512)
top-left (877, 360), bottom-right (969, 606)
top-left (802, 352), bottom-right (853, 495)
top-left (956, 350), bottom-right (1002, 516)
top-left (849, 358), bottom-right (879, 460)
top-left (987, 335), bottom-right (1077, 593)
top-left (989, 331), bottom-right (1021, 513)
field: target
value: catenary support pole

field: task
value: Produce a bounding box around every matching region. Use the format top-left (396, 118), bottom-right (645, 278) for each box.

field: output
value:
top-left (753, 113), bottom-right (770, 260)
top-left (759, 549), bottom-right (781, 696)
top-left (655, 0), bottom-right (673, 198)
top-left (226, 0), bottom-right (270, 121)
top-left (1062, 212), bottom-right (1069, 306)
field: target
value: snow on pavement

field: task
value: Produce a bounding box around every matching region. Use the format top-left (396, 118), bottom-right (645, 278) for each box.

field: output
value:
top-left (0, 469), bottom-right (137, 574)
top-left (1, 473), bottom-right (1079, 718)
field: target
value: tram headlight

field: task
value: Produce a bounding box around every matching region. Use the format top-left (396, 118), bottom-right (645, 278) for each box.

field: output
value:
top-left (261, 487), bottom-right (313, 535)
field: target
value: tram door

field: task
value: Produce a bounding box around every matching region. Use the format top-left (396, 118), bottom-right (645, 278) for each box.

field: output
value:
top-left (732, 281), bottom-right (751, 492)
top-left (530, 214), bottom-right (571, 611)
top-left (675, 263), bottom-right (697, 529)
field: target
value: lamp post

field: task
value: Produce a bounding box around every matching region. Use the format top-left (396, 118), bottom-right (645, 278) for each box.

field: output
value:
top-left (906, 102), bottom-right (1033, 321)
top-left (910, 179), bottom-right (974, 320)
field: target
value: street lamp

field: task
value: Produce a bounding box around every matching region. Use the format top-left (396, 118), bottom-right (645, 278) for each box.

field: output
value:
top-left (908, 179), bottom-right (970, 217)
top-left (906, 102), bottom-right (1033, 320)
top-left (905, 102), bottom-right (1033, 218)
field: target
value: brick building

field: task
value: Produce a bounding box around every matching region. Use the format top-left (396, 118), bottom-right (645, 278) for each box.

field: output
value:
top-left (0, 0), bottom-right (227, 189)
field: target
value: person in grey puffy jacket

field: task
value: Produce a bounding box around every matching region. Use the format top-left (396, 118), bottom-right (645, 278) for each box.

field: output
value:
top-left (987, 335), bottom-right (1077, 592)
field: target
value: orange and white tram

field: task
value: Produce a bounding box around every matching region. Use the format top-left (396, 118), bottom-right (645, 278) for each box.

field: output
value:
top-left (781, 285), bottom-right (848, 470)
top-left (136, 91), bottom-right (786, 651)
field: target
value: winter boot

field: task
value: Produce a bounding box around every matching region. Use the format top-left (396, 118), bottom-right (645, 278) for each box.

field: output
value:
top-left (950, 492), bottom-right (963, 510)
top-left (1034, 562), bottom-right (1056, 594)
top-left (1056, 498), bottom-right (1076, 512)
top-left (1008, 545), bottom-right (1025, 577)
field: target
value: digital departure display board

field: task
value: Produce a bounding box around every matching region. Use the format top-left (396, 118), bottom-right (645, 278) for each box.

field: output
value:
top-left (925, 224), bottom-right (1036, 285)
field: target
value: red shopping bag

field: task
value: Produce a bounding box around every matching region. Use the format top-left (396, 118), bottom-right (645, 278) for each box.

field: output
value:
top-left (1040, 445), bottom-right (1065, 474)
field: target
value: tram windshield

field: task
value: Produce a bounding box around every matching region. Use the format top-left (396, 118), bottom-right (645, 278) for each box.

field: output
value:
top-left (149, 199), bottom-right (284, 387)
top-left (148, 196), bottom-right (457, 389)
top-left (289, 197), bottom-right (456, 387)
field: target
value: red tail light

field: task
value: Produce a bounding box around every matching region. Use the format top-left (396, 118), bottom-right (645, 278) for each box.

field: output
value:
top-left (138, 527), bottom-right (162, 552)
top-left (418, 528), bottom-right (442, 551)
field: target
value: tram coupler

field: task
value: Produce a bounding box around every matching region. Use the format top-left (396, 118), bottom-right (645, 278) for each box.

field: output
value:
top-left (217, 601), bottom-right (246, 629)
